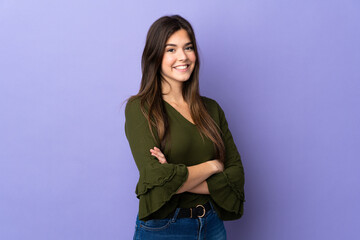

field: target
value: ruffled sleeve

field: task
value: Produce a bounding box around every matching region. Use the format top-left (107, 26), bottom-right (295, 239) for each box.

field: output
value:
top-left (206, 101), bottom-right (246, 220)
top-left (124, 98), bottom-right (188, 220)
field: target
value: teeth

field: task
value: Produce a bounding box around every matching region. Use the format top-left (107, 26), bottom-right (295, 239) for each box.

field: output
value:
top-left (174, 65), bottom-right (188, 69)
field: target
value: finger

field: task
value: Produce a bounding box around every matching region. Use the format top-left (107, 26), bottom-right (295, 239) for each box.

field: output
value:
top-left (153, 147), bottom-right (161, 153)
top-left (151, 152), bottom-right (164, 161)
top-left (154, 153), bottom-right (167, 163)
top-left (155, 147), bottom-right (164, 154)
top-left (154, 148), bottom-right (165, 157)
top-left (151, 152), bottom-right (159, 158)
top-left (154, 150), bottom-right (164, 158)
top-left (150, 151), bottom-right (158, 157)
top-left (150, 149), bottom-right (161, 155)
top-left (150, 148), bottom-right (167, 163)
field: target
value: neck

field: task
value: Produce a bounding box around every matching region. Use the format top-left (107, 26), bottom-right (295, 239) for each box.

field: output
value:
top-left (161, 79), bottom-right (185, 104)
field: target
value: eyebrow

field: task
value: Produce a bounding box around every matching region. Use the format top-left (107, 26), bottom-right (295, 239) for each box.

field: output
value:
top-left (165, 42), bottom-right (193, 47)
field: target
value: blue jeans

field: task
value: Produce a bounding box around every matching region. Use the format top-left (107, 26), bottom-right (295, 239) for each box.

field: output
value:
top-left (133, 202), bottom-right (227, 239)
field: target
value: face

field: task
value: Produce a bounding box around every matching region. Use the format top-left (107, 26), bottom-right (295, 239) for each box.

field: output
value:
top-left (160, 29), bottom-right (196, 84)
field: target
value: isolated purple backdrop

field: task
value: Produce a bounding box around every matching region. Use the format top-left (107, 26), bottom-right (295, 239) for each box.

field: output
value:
top-left (1, 0), bottom-right (359, 239)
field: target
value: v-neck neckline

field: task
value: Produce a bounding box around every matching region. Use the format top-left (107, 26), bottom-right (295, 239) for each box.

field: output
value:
top-left (162, 99), bottom-right (196, 126)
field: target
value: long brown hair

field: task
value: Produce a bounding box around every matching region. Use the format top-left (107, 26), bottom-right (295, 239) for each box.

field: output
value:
top-left (125, 15), bottom-right (225, 163)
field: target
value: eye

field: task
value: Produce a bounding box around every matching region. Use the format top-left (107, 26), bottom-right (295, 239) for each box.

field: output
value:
top-left (166, 48), bottom-right (175, 53)
top-left (185, 46), bottom-right (194, 51)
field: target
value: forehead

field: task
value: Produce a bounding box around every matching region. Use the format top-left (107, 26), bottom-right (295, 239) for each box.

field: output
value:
top-left (166, 29), bottom-right (191, 44)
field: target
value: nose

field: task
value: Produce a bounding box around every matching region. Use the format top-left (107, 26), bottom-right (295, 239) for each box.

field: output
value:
top-left (177, 48), bottom-right (188, 61)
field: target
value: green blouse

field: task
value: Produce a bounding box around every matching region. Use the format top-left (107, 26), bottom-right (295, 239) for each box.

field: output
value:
top-left (124, 96), bottom-right (245, 221)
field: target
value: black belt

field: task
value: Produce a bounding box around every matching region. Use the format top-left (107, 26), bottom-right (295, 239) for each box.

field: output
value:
top-left (168, 202), bottom-right (212, 219)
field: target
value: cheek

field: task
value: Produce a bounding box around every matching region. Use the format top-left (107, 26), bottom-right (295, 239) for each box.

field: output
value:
top-left (189, 52), bottom-right (197, 62)
top-left (162, 55), bottom-right (176, 68)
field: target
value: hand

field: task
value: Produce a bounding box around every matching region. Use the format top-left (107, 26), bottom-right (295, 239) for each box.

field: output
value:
top-left (208, 159), bottom-right (224, 173)
top-left (150, 147), bottom-right (168, 164)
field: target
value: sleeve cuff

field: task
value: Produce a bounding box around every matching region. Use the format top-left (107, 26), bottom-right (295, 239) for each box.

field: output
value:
top-left (206, 171), bottom-right (245, 215)
top-left (136, 164), bottom-right (188, 220)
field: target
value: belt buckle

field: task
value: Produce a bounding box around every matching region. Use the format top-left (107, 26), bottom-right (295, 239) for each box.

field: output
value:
top-left (196, 204), bottom-right (206, 218)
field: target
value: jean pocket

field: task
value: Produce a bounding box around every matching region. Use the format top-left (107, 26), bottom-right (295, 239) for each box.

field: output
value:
top-left (138, 218), bottom-right (172, 231)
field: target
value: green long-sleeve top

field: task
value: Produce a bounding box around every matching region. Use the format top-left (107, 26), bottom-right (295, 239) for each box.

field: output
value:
top-left (125, 96), bottom-right (245, 221)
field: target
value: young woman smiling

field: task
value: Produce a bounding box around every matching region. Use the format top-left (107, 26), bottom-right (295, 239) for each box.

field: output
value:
top-left (124, 15), bottom-right (245, 240)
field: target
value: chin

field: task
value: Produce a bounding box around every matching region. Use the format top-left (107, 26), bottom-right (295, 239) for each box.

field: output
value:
top-left (178, 77), bottom-right (191, 82)
top-left (162, 73), bottom-right (193, 83)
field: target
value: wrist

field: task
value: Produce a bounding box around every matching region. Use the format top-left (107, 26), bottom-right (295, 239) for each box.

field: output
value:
top-left (205, 161), bottom-right (218, 174)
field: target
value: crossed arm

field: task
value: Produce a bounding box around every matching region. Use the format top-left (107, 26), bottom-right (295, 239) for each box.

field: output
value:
top-left (187, 181), bottom-right (210, 194)
top-left (149, 147), bottom-right (223, 194)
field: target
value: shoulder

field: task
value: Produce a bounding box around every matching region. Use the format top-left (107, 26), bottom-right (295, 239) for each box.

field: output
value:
top-left (201, 95), bottom-right (217, 107)
top-left (125, 96), bottom-right (140, 111)
top-left (201, 95), bottom-right (222, 112)
top-left (125, 97), bottom-right (147, 121)
top-left (200, 96), bottom-right (226, 124)
top-left (200, 96), bottom-right (229, 127)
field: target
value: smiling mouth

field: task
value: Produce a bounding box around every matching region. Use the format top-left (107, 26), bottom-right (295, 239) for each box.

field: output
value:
top-left (173, 64), bottom-right (189, 70)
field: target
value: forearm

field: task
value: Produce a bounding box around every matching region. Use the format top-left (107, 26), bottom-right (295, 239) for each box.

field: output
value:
top-left (187, 180), bottom-right (210, 194)
top-left (176, 162), bottom-right (216, 194)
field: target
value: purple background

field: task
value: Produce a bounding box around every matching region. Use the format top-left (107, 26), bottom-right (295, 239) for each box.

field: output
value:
top-left (1, 1), bottom-right (359, 239)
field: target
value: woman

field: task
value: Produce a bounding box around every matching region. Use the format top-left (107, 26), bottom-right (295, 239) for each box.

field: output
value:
top-left (124, 15), bottom-right (245, 240)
